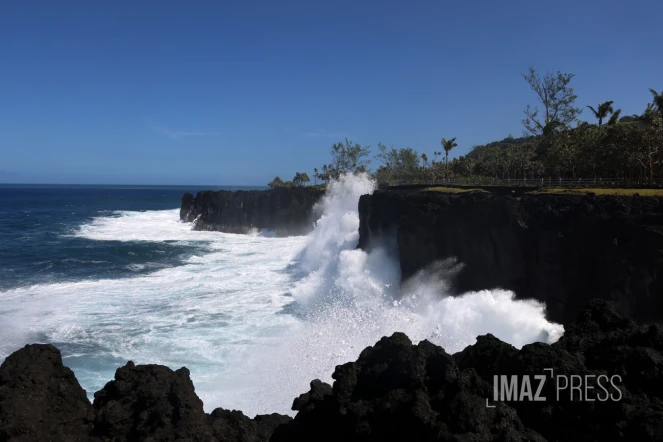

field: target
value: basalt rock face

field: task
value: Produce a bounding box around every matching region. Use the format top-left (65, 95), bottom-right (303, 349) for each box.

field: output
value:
top-left (90, 362), bottom-right (291, 442)
top-left (92, 362), bottom-right (213, 441)
top-left (180, 187), bottom-right (325, 236)
top-left (272, 300), bottom-right (663, 442)
top-left (358, 190), bottom-right (663, 325)
top-left (271, 335), bottom-right (547, 442)
top-left (0, 344), bottom-right (94, 442)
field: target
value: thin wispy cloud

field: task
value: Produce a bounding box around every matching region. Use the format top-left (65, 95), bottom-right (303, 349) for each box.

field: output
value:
top-left (145, 119), bottom-right (221, 139)
top-left (303, 129), bottom-right (353, 140)
top-left (154, 126), bottom-right (221, 139)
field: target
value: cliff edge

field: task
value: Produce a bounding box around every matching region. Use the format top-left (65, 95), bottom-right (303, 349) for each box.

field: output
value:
top-left (181, 187), bottom-right (325, 236)
top-left (358, 189), bottom-right (663, 325)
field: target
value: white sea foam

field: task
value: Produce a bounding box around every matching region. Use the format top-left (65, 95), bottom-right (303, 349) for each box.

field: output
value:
top-left (0, 174), bottom-right (563, 417)
top-left (74, 209), bottom-right (229, 244)
top-left (207, 175), bottom-right (563, 414)
top-left (0, 210), bottom-right (305, 410)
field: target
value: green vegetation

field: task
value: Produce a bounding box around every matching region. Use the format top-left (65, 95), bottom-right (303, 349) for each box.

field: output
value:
top-left (465, 69), bottom-right (662, 182)
top-left (292, 172), bottom-right (310, 187)
top-left (587, 101), bottom-right (615, 127)
top-left (530, 188), bottom-right (663, 196)
top-left (521, 67), bottom-right (582, 136)
top-left (269, 68), bottom-right (662, 188)
top-left (374, 143), bottom-right (421, 183)
top-left (651, 89), bottom-right (663, 120)
top-left (441, 137), bottom-right (458, 175)
top-left (267, 176), bottom-right (285, 188)
top-left (423, 187), bottom-right (487, 194)
top-left (268, 172), bottom-right (311, 188)
top-left (314, 139), bottom-right (371, 183)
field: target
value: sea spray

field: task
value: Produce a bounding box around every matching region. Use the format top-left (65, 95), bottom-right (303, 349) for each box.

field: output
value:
top-left (214, 174), bottom-right (564, 415)
top-left (292, 173), bottom-right (563, 349)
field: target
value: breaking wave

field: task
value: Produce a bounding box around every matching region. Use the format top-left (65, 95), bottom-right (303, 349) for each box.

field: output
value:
top-left (0, 174), bottom-right (562, 416)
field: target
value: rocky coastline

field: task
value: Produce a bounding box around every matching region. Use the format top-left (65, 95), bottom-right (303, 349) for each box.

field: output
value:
top-left (179, 186), bottom-right (663, 326)
top-left (180, 187), bottom-right (325, 237)
top-left (358, 189), bottom-right (663, 325)
top-left (1, 300), bottom-right (662, 441)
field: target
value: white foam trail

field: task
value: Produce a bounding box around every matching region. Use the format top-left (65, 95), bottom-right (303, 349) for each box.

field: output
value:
top-left (74, 209), bottom-right (228, 243)
top-left (0, 176), bottom-right (563, 418)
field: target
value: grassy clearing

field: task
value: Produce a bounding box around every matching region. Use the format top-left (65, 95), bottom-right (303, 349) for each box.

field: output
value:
top-left (530, 187), bottom-right (663, 196)
top-left (422, 187), bottom-right (488, 194)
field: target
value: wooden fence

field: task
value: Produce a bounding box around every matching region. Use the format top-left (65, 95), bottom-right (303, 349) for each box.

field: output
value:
top-left (383, 177), bottom-right (663, 189)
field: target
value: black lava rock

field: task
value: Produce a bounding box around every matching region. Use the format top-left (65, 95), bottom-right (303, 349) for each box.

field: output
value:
top-left (358, 190), bottom-right (663, 325)
top-left (0, 344), bottom-right (94, 442)
top-left (2, 301), bottom-right (662, 441)
top-left (180, 187), bottom-right (325, 236)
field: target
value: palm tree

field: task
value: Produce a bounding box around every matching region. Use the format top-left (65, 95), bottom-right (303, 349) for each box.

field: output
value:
top-left (586, 101), bottom-right (614, 126)
top-left (643, 103), bottom-right (659, 125)
top-left (441, 137), bottom-right (458, 176)
top-left (607, 109), bottom-right (622, 125)
top-left (650, 89), bottom-right (663, 120)
top-left (421, 153), bottom-right (428, 168)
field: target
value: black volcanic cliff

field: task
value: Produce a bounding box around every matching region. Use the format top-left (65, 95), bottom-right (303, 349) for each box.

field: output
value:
top-left (180, 187), bottom-right (325, 236)
top-left (358, 190), bottom-right (663, 325)
top-left (2, 301), bottom-right (663, 441)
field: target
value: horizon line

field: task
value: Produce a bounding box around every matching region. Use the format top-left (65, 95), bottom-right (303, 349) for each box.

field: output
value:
top-left (0, 182), bottom-right (270, 188)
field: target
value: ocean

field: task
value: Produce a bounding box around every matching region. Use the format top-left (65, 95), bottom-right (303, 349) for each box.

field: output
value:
top-left (0, 176), bottom-right (564, 416)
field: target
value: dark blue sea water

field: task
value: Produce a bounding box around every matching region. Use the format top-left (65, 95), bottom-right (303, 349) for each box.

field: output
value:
top-left (0, 183), bottom-right (311, 413)
top-left (0, 185), bottom-right (261, 291)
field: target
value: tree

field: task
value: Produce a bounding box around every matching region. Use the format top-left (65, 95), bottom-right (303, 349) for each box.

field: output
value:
top-left (421, 153), bottom-right (428, 168)
top-left (587, 101), bottom-right (615, 126)
top-left (268, 176), bottom-right (285, 188)
top-left (637, 102), bottom-right (663, 180)
top-left (313, 168), bottom-right (319, 185)
top-left (441, 137), bottom-right (458, 176)
top-left (476, 146), bottom-right (503, 178)
top-left (375, 143), bottom-right (421, 183)
top-left (650, 89), bottom-right (663, 120)
top-left (642, 103), bottom-right (660, 125)
top-left (636, 125), bottom-right (661, 181)
top-left (451, 155), bottom-right (476, 178)
top-left (607, 109), bottom-right (622, 125)
top-left (323, 138), bottom-right (371, 180)
top-left (507, 143), bottom-right (537, 179)
top-left (522, 67), bottom-right (582, 135)
top-left (292, 172), bottom-right (310, 187)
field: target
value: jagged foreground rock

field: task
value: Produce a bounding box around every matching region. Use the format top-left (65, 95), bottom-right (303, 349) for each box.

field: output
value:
top-left (0, 344), bottom-right (94, 441)
top-left (274, 300), bottom-right (663, 441)
top-left (2, 300), bottom-right (662, 441)
top-left (0, 350), bottom-right (290, 441)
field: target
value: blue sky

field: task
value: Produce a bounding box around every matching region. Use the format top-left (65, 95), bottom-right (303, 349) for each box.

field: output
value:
top-left (1, 0), bottom-right (661, 185)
